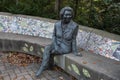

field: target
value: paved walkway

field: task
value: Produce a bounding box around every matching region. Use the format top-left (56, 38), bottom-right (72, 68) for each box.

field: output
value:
top-left (0, 52), bottom-right (74, 80)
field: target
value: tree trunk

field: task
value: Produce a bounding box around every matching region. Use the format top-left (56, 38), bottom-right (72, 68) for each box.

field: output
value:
top-left (16, 0), bottom-right (19, 5)
top-left (55, 0), bottom-right (62, 14)
top-left (74, 0), bottom-right (79, 18)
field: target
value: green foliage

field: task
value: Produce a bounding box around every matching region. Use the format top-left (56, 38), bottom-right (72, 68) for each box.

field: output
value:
top-left (102, 2), bottom-right (120, 34)
top-left (0, 0), bottom-right (56, 18)
top-left (0, 0), bottom-right (119, 35)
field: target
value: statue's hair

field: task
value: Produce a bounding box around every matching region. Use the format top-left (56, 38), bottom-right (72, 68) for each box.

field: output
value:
top-left (60, 6), bottom-right (74, 19)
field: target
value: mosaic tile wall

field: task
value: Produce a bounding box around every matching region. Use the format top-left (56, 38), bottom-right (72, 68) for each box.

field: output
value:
top-left (77, 31), bottom-right (120, 61)
top-left (0, 15), bottom-right (54, 38)
top-left (0, 15), bottom-right (120, 61)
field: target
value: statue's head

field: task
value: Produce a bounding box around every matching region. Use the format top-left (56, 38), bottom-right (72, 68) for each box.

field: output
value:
top-left (60, 6), bottom-right (74, 23)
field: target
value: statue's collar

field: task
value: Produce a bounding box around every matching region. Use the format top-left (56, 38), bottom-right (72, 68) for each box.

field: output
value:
top-left (60, 20), bottom-right (73, 27)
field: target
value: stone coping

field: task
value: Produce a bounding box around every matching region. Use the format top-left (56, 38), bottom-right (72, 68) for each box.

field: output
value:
top-left (78, 25), bottom-right (120, 41)
top-left (0, 12), bottom-right (56, 23)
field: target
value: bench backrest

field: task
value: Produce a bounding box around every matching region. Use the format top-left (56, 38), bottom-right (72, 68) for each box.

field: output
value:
top-left (0, 12), bottom-right (120, 61)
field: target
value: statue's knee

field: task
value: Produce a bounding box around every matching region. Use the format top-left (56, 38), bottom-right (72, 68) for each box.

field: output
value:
top-left (43, 45), bottom-right (52, 55)
top-left (45, 46), bottom-right (51, 50)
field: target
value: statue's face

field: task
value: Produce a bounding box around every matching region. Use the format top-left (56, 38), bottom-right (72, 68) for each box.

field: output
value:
top-left (63, 10), bottom-right (72, 23)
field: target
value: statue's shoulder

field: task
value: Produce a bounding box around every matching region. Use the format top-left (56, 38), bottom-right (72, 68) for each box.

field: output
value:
top-left (55, 20), bottom-right (61, 26)
top-left (71, 21), bottom-right (78, 29)
top-left (72, 21), bottom-right (78, 26)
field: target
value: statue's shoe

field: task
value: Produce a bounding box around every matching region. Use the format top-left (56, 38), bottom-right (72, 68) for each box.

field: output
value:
top-left (35, 70), bottom-right (43, 77)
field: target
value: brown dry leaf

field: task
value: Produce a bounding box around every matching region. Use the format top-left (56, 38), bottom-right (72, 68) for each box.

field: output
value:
top-left (78, 48), bottom-right (84, 51)
top-left (20, 77), bottom-right (27, 80)
top-left (59, 76), bottom-right (64, 80)
top-left (5, 52), bottom-right (42, 67)
top-left (93, 62), bottom-right (96, 64)
top-left (2, 58), bottom-right (8, 62)
top-left (13, 76), bottom-right (17, 80)
top-left (0, 75), bottom-right (3, 79)
top-left (114, 62), bottom-right (120, 65)
top-left (82, 61), bottom-right (87, 64)
top-left (53, 66), bottom-right (62, 71)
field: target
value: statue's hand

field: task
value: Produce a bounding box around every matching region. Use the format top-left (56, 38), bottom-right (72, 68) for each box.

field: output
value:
top-left (74, 52), bottom-right (82, 57)
top-left (51, 49), bottom-right (56, 53)
top-left (55, 45), bottom-right (59, 51)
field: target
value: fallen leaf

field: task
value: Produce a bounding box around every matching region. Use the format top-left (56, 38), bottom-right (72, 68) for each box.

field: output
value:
top-left (82, 61), bottom-right (87, 64)
top-left (59, 76), bottom-right (64, 80)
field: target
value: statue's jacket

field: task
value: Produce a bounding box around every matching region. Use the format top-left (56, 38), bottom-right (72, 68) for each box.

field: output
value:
top-left (52, 20), bottom-right (78, 54)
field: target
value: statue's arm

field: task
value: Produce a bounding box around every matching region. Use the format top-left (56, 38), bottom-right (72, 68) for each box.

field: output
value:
top-left (52, 25), bottom-right (58, 51)
top-left (72, 25), bottom-right (82, 56)
top-left (72, 25), bottom-right (78, 55)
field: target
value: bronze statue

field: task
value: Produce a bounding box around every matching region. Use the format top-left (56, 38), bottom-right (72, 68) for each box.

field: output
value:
top-left (36, 6), bottom-right (82, 77)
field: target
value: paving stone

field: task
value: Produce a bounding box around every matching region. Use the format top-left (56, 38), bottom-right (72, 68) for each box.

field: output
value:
top-left (40, 77), bottom-right (47, 80)
top-left (38, 74), bottom-right (46, 79)
top-left (3, 75), bottom-right (10, 80)
top-left (20, 68), bottom-right (27, 73)
top-left (0, 75), bottom-right (3, 80)
top-left (15, 76), bottom-right (25, 80)
top-left (42, 71), bottom-right (53, 80)
top-left (0, 71), bottom-right (2, 75)
top-left (17, 72), bottom-right (28, 77)
top-left (24, 74), bottom-right (33, 80)
top-left (47, 70), bottom-right (61, 78)
top-left (0, 61), bottom-right (3, 66)
top-left (0, 66), bottom-right (5, 71)
top-left (14, 68), bottom-right (21, 74)
top-left (6, 65), bottom-right (17, 70)
top-left (0, 52), bottom-right (73, 80)
top-left (35, 78), bottom-right (41, 80)
top-left (31, 67), bottom-right (38, 73)
top-left (19, 67), bottom-right (27, 73)
top-left (25, 67), bottom-right (33, 72)
top-left (4, 63), bottom-right (10, 68)
top-left (1, 73), bottom-right (8, 77)
top-left (9, 72), bottom-right (17, 80)
top-left (28, 71), bottom-right (35, 79)
top-left (1, 70), bottom-right (13, 74)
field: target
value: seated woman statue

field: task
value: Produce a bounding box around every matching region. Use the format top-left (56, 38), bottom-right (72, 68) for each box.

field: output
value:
top-left (36, 6), bottom-right (82, 77)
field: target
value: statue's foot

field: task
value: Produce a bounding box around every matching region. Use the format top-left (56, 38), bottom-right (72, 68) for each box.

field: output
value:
top-left (35, 71), bottom-right (42, 77)
top-left (35, 65), bottom-right (48, 77)
top-left (35, 68), bottom-right (43, 77)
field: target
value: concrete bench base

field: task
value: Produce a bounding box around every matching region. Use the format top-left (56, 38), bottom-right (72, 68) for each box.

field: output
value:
top-left (0, 32), bottom-right (51, 56)
top-left (0, 32), bottom-right (120, 80)
top-left (55, 52), bottom-right (120, 80)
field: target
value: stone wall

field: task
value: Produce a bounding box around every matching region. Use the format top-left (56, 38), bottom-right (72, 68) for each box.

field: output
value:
top-left (0, 12), bottom-right (120, 61)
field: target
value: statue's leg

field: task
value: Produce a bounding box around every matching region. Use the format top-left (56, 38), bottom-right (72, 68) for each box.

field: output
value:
top-left (35, 44), bottom-right (53, 77)
top-left (48, 54), bottom-right (55, 69)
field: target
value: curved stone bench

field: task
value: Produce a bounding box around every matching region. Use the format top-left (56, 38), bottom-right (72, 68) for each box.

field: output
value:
top-left (0, 32), bottom-right (120, 80)
top-left (0, 12), bottom-right (120, 80)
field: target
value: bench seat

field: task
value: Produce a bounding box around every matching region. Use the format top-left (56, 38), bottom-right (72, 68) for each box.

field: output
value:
top-left (55, 52), bottom-right (120, 80)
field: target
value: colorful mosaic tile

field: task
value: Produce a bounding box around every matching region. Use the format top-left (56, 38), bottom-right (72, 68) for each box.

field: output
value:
top-left (77, 30), bottom-right (120, 61)
top-left (0, 15), bottom-right (54, 38)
